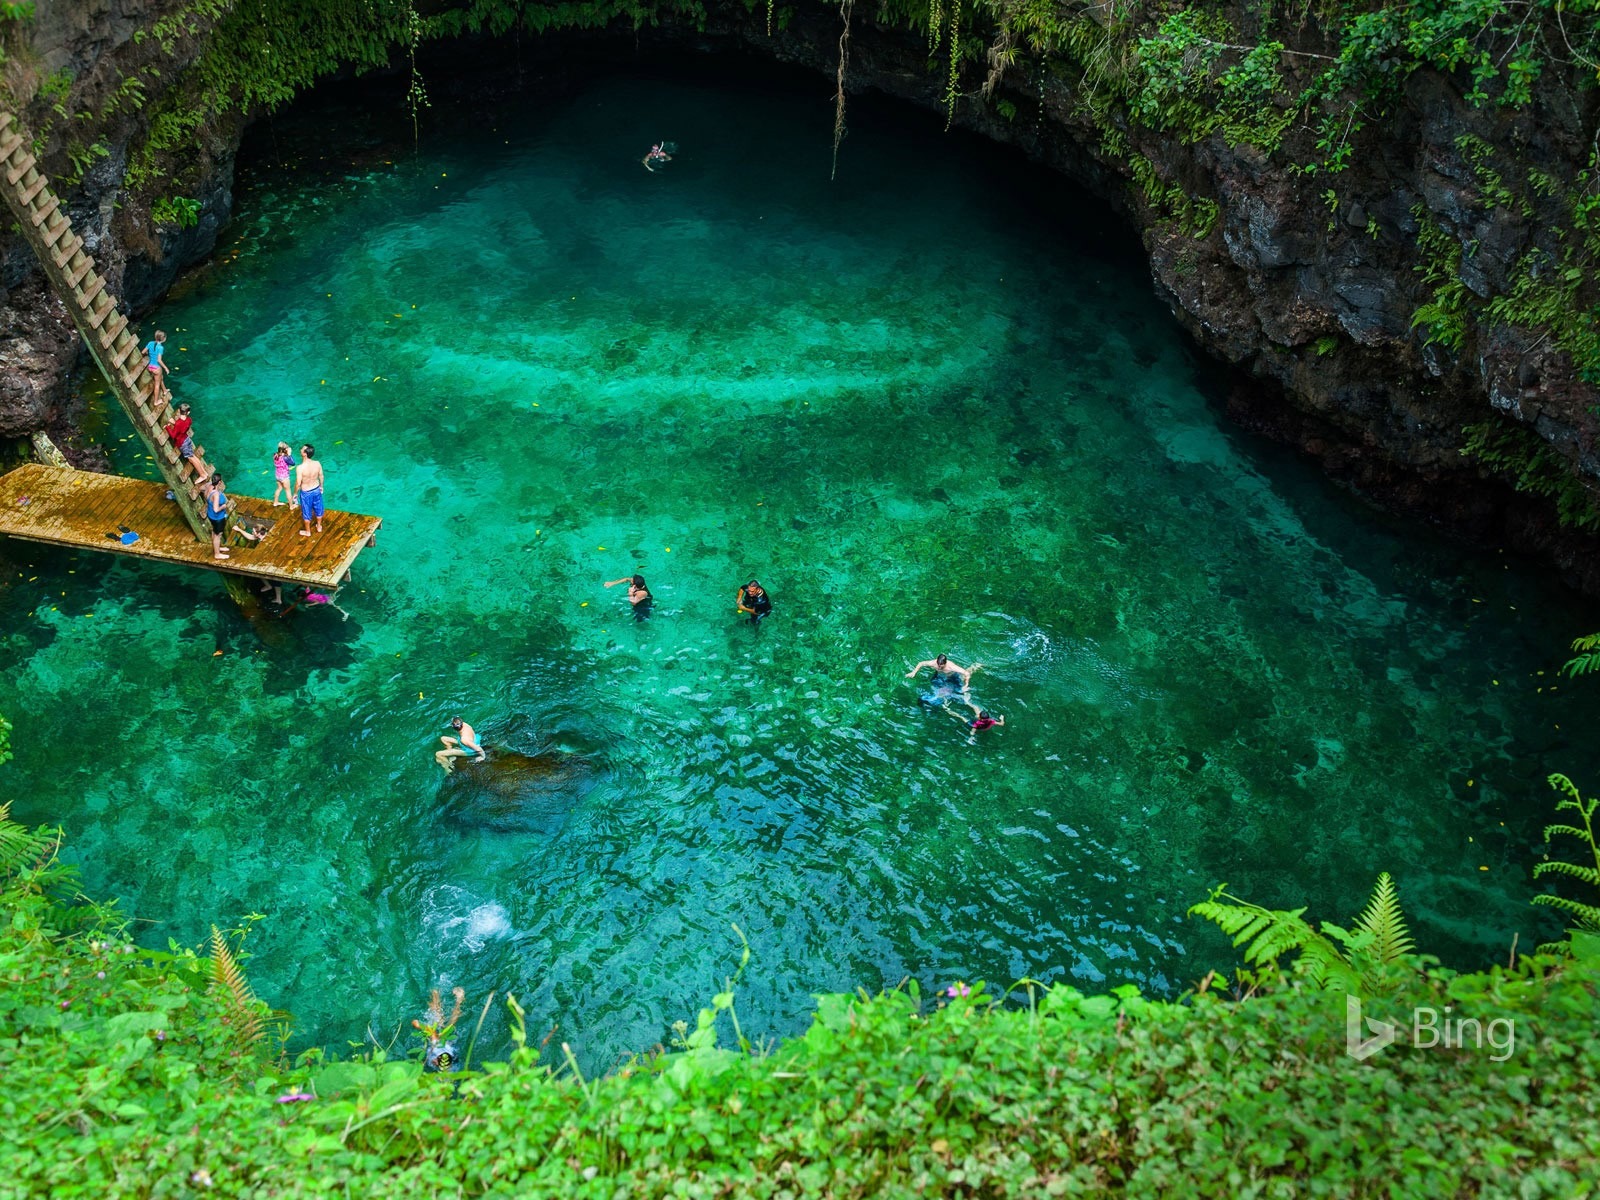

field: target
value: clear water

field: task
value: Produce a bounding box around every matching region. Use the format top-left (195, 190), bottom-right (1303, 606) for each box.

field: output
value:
top-left (3, 67), bottom-right (1597, 1065)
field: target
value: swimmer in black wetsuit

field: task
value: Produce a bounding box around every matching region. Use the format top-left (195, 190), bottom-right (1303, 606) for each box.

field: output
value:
top-left (604, 573), bottom-right (654, 620)
top-left (736, 579), bottom-right (772, 624)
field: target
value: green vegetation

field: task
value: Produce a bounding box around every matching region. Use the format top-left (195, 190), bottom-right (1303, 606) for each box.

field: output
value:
top-left (4, 768), bottom-right (1600, 1195)
top-left (1533, 773), bottom-right (1600, 950)
top-left (149, 195), bottom-right (202, 228)
top-left (1190, 869), bottom-right (1416, 991)
top-left (1460, 418), bottom-right (1600, 531)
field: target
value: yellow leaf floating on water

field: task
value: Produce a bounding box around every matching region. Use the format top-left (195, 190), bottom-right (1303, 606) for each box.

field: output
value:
top-left (581, 601), bottom-right (589, 607)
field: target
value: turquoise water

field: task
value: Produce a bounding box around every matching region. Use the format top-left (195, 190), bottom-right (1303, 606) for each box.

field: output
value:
top-left (3, 68), bottom-right (1597, 1064)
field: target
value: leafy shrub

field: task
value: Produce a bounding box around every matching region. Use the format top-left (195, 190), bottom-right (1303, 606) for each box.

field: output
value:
top-left (3, 806), bottom-right (1600, 1196)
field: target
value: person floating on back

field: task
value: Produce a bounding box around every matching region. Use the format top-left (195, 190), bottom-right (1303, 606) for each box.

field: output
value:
top-left (435, 716), bottom-right (486, 772)
top-left (294, 443), bottom-right (325, 536)
top-left (144, 330), bottom-right (170, 405)
top-left (604, 573), bottom-right (654, 620)
top-left (736, 578), bottom-right (772, 624)
top-left (642, 142), bottom-right (673, 172)
top-left (203, 472), bottom-right (230, 560)
top-left (272, 442), bottom-right (296, 506)
top-left (164, 402), bottom-right (194, 461)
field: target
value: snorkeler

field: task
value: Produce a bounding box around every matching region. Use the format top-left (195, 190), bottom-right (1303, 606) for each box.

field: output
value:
top-left (642, 142), bottom-right (674, 172)
top-left (735, 579), bottom-right (772, 624)
top-left (435, 717), bottom-right (486, 772)
top-left (604, 573), bottom-right (654, 619)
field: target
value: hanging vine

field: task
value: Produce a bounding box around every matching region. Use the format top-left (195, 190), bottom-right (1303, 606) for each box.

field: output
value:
top-left (944, 0), bottom-right (961, 129)
top-left (927, 0), bottom-right (942, 54)
top-left (405, 0), bottom-right (431, 148)
top-left (831, 0), bottom-right (852, 180)
top-left (766, 0), bottom-right (774, 38)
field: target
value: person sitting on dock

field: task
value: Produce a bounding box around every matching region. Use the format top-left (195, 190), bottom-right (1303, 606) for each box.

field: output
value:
top-left (164, 402), bottom-right (194, 460)
top-left (435, 717), bottom-right (486, 772)
top-left (294, 444), bottom-right (324, 536)
top-left (203, 472), bottom-right (230, 560)
top-left (145, 330), bottom-right (171, 404)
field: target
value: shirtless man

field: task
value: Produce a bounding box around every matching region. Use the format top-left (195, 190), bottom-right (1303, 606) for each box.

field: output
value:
top-left (294, 444), bottom-right (325, 536)
top-left (435, 716), bottom-right (486, 772)
top-left (906, 653), bottom-right (980, 697)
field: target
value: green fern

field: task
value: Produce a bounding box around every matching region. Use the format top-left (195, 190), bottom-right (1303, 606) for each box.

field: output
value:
top-left (1532, 774), bottom-right (1600, 950)
top-left (1191, 872), bottom-right (1418, 990)
top-left (1190, 885), bottom-right (1358, 990)
top-left (1350, 872), bottom-right (1415, 963)
top-left (209, 925), bottom-right (266, 1053)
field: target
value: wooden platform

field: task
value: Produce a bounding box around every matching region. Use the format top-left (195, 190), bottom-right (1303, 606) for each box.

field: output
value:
top-left (0, 464), bottom-right (380, 589)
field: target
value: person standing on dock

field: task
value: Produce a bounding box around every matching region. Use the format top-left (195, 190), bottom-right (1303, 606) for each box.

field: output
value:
top-left (203, 472), bottom-right (230, 560)
top-left (144, 330), bottom-right (171, 404)
top-left (294, 444), bottom-right (324, 536)
top-left (272, 442), bottom-right (295, 506)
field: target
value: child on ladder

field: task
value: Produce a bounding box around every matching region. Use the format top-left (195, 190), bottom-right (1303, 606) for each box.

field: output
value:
top-left (144, 330), bottom-right (170, 406)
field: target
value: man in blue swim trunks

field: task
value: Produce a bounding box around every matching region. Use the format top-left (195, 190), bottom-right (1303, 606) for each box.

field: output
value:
top-left (435, 716), bottom-right (486, 772)
top-left (293, 444), bottom-right (325, 536)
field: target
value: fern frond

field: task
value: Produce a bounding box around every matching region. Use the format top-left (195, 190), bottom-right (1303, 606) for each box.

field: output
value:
top-left (0, 815), bottom-right (51, 879)
top-left (1543, 822), bottom-right (1592, 844)
top-left (1352, 872), bottom-right (1415, 963)
top-left (1547, 773), bottom-right (1583, 806)
top-left (1533, 860), bottom-right (1600, 886)
top-left (1297, 937), bottom-right (1361, 992)
top-left (210, 926), bottom-right (266, 1052)
top-left (1190, 893), bottom-right (1340, 978)
top-left (1531, 895), bottom-right (1600, 927)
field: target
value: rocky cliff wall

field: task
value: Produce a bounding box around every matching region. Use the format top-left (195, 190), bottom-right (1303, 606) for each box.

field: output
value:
top-left (2, 0), bottom-right (1598, 590)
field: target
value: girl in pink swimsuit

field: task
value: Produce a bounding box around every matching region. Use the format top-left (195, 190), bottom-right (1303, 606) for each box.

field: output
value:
top-left (272, 442), bottom-right (295, 506)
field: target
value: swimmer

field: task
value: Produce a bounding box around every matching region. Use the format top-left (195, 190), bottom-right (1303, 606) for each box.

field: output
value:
top-left (435, 716), bottom-right (486, 772)
top-left (968, 710), bottom-right (1005, 732)
top-left (642, 142), bottom-right (673, 172)
top-left (604, 573), bottom-right (654, 619)
top-left (297, 585), bottom-right (350, 622)
top-left (735, 579), bottom-right (772, 624)
top-left (905, 653), bottom-right (980, 693)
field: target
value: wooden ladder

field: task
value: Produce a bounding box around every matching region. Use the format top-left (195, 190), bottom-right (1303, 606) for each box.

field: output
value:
top-left (0, 110), bottom-right (217, 543)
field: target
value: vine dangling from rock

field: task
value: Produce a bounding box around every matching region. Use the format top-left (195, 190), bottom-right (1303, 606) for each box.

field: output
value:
top-left (831, 0), bottom-right (852, 180)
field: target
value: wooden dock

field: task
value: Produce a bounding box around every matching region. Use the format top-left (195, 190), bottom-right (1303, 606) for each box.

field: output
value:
top-left (0, 464), bottom-right (380, 589)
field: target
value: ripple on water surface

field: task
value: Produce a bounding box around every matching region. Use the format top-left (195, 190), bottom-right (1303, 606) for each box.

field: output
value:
top-left (1, 68), bottom-right (1596, 1065)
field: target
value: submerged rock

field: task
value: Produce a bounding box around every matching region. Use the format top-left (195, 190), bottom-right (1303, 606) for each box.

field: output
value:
top-left (436, 746), bottom-right (597, 835)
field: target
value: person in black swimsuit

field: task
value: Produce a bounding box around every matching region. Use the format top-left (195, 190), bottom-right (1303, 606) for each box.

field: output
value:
top-left (604, 573), bottom-right (654, 621)
top-left (736, 579), bottom-right (772, 624)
